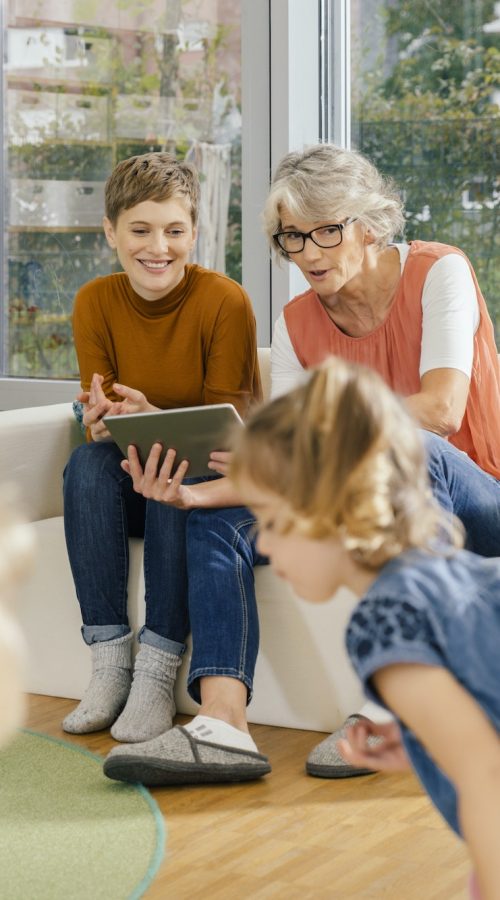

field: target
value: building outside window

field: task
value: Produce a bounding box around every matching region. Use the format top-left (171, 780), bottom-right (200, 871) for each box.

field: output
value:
top-left (2, 0), bottom-right (243, 382)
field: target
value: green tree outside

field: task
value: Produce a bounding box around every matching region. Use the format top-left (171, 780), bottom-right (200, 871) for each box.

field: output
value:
top-left (352, 0), bottom-right (500, 333)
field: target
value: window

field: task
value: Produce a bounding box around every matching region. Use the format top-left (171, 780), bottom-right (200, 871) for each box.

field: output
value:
top-left (349, 0), bottom-right (499, 334)
top-left (8, 2), bottom-right (494, 406)
top-left (1, 0), bottom-right (250, 403)
top-left (1, 0), bottom-right (324, 407)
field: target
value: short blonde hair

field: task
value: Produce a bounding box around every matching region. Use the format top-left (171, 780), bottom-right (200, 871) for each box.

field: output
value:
top-left (263, 144), bottom-right (405, 259)
top-left (231, 358), bottom-right (460, 569)
top-left (105, 152), bottom-right (200, 226)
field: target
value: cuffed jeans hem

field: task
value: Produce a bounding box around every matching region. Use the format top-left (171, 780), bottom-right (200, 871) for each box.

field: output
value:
top-left (187, 667), bottom-right (253, 706)
top-left (81, 624), bottom-right (131, 646)
top-left (138, 625), bottom-right (185, 657)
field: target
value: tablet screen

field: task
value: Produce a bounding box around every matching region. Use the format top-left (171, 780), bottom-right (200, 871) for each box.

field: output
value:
top-left (103, 403), bottom-right (243, 478)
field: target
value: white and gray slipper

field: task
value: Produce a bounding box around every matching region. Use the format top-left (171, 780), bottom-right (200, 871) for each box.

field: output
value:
top-left (306, 714), bottom-right (379, 779)
top-left (103, 725), bottom-right (272, 786)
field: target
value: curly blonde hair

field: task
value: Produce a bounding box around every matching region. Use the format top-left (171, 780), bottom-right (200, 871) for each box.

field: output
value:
top-left (263, 144), bottom-right (405, 260)
top-left (231, 358), bottom-right (460, 569)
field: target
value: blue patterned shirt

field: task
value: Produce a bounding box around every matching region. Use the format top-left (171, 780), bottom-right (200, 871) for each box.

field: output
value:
top-left (346, 548), bottom-right (500, 835)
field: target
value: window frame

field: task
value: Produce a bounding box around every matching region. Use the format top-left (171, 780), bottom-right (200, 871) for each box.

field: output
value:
top-left (268, 0), bottom-right (321, 333)
top-left (320, 0), bottom-right (351, 147)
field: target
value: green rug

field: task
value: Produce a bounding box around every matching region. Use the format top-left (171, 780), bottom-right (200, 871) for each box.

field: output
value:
top-left (0, 729), bottom-right (165, 900)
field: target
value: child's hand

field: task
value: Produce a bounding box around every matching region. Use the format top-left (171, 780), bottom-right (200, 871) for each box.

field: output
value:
top-left (337, 719), bottom-right (411, 772)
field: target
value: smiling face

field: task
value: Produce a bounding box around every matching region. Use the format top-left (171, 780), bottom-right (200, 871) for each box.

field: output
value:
top-left (103, 196), bottom-right (197, 301)
top-left (278, 206), bottom-right (370, 301)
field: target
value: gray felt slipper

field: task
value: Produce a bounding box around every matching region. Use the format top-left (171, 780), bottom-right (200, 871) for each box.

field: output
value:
top-left (103, 725), bottom-right (272, 786)
top-left (306, 714), bottom-right (380, 779)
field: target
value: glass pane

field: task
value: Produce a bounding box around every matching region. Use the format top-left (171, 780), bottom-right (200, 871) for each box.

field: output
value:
top-left (2, 0), bottom-right (242, 379)
top-left (350, 0), bottom-right (500, 336)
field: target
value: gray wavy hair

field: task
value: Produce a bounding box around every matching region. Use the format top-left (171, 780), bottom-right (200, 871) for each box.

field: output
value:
top-left (263, 144), bottom-right (405, 257)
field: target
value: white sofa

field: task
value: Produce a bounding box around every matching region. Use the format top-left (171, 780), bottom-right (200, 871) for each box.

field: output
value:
top-left (0, 348), bottom-right (364, 731)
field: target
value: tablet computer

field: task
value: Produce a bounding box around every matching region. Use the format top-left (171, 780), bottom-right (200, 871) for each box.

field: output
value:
top-left (103, 403), bottom-right (243, 477)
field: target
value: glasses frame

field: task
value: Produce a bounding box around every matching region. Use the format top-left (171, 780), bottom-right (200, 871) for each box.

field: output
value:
top-left (273, 217), bottom-right (357, 254)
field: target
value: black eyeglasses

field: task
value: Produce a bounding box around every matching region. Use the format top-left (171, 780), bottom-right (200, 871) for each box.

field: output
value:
top-left (273, 217), bottom-right (357, 254)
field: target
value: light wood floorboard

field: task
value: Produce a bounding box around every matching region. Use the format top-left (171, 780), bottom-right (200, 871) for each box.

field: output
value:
top-left (26, 694), bottom-right (469, 899)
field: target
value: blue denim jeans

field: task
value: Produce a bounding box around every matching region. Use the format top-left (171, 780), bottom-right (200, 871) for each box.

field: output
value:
top-left (186, 507), bottom-right (267, 703)
top-left (63, 441), bottom-right (266, 702)
top-left (422, 430), bottom-right (500, 557)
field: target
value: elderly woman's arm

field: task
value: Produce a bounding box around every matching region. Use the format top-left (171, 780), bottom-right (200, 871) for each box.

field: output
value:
top-left (405, 253), bottom-right (478, 436)
top-left (405, 367), bottom-right (470, 437)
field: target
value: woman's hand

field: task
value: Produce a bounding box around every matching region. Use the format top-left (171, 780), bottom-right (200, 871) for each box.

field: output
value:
top-left (207, 450), bottom-right (232, 477)
top-left (337, 719), bottom-right (411, 772)
top-left (111, 382), bottom-right (159, 415)
top-left (121, 443), bottom-right (197, 510)
top-left (78, 373), bottom-right (114, 442)
top-left (77, 375), bottom-right (158, 441)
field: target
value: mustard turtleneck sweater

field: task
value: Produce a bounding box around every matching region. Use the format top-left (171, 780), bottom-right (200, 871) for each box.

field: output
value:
top-left (72, 263), bottom-right (262, 418)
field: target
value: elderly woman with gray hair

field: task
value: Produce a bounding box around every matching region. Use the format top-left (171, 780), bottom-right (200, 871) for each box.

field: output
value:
top-left (263, 143), bottom-right (500, 779)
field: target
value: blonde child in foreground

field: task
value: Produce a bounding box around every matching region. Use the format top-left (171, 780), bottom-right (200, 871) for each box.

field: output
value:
top-left (230, 358), bottom-right (499, 900)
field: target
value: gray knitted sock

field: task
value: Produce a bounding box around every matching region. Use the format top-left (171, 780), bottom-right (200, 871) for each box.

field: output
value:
top-left (110, 642), bottom-right (182, 743)
top-left (62, 632), bottom-right (133, 734)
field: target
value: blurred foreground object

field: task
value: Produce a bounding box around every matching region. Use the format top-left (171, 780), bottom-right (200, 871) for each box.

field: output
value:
top-left (0, 486), bottom-right (35, 747)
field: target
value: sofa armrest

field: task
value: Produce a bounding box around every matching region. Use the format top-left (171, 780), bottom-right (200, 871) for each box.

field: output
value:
top-left (0, 403), bottom-right (83, 521)
top-left (1, 348), bottom-right (270, 523)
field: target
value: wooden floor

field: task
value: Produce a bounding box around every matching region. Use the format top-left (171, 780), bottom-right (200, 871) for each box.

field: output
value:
top-left (27, 694), bottom-right (469, 899)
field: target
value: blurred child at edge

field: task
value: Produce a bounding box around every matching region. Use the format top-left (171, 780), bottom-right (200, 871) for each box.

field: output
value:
top-left (0, 489), bottom-right (33, 747)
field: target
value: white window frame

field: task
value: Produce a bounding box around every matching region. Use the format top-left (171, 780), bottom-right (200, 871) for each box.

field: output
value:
top-left (321, 0), bottom-right (351, 148)
top-left (240, 0), bottom-right (272, 348)
top-left (268, 0), bottom-right (321, 332)
top-left (242, 0), bottom-right (322, 344)
top-left (0, 0), bottom-right (348, 408)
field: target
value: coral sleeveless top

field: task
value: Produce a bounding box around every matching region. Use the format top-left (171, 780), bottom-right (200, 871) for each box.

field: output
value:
top-left (283, 241), bottom-right (500, 478)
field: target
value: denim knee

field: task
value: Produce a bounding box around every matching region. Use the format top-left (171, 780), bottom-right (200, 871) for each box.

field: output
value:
top-left (185, 506), bottom-right (260, 704)
top-left (64, 441), bottom-right (125, 492)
